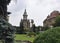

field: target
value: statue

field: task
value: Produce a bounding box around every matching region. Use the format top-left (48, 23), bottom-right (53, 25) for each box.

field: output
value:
top-left (0, 0), bottom-right (15, 43)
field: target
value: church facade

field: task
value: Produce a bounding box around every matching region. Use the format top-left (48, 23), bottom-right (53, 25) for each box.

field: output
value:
top-left (20, 9), bottom-right (30, 32)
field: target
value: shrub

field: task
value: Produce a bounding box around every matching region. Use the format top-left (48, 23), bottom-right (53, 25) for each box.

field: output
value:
top-left (53, 16), bottom-right (60, 27)
top-left (27, 32), bottom-right (36, 37)
top-left (33, 27), bottom-right (60, 43)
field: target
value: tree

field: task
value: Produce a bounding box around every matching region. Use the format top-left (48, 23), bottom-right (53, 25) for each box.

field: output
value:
top-left (33, 27), bottom-right (60, 43)
top-left (35, 26), bottom-right (41, 34)
top-left (32, 24), bottom-right (36, 32)
top-left (53, 16), bottom-right (60, 27)
top-left (15, 26), bottom-right (20, 34)
top-left (43, 26), bottom-right (50, 30)
top-left (20, 22), bottom-right (24, 34)
top-left (0, 18), bottom-right (15, 43)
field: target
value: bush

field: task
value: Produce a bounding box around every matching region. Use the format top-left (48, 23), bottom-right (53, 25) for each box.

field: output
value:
top-left (53, 16), bottom-right (60, 27)
top-left (27, 32), bottom-right (36, 37)
top-left (33, 27), bottom-right (60, 43)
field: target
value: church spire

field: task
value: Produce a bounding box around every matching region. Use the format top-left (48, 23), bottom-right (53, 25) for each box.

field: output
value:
top-left (23, 9), bottom-right (28, 16)
top-left (23, 9), bottom-right (28, 20)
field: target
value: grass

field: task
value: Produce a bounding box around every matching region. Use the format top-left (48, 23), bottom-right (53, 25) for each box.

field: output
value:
top-left (15, 34), bottom-right (35, 42)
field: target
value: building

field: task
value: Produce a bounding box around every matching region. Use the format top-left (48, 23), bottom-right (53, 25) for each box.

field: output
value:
top-left (20, 9), bottom-right (30, 33)
top-left (43, 10), bottom-right (60, 27)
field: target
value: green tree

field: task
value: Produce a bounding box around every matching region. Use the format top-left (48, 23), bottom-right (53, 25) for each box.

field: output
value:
top-left (20, 22), bottom-right (24, 34)
top-left (33, 27), bottom-right (60, 43)
top-left (35, 26), bottom-right (41, 34)
top-left (32, 24), bottom-right (36, 32)
top-left (53, 16), bottom-right (60, 27)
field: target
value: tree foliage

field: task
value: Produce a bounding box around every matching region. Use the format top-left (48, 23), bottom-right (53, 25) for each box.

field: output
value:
top-left (19, 22), bottom-right (24, 34)
top-left (53, 16), bottom-right (60, 27)
top-left (0, 18), bottom-right (15, 39)
top-left (33, 27), bottom-right (60, 43)
top-left (32, 24), bottom-right (36, 32)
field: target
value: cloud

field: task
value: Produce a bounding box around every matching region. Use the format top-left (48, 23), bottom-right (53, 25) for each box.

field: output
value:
top-left (8, 0), bottom-right (26, 26)
top-left (8, 0), bottom-right (60, 26)
top-left (8, 0), bottom-right (26, 13)
top-left (9, 9), bottom-right (24, 26)
top-left (26, 0), bottom-right (60, 26)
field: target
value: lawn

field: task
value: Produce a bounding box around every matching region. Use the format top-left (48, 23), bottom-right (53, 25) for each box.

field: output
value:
top-left (15, 34), bottom-right (35, 42)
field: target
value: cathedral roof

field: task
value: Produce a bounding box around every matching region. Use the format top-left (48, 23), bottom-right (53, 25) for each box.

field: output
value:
top-left (43, 10), bottom-right (60, 23)
top-left (48, 11), bottom-right (60, 19)
top-left (23, 9), bottom-right (28, 16)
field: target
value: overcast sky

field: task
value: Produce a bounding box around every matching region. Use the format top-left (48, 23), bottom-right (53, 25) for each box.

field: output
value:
top-left (7, 0), bottom-right (60, 26)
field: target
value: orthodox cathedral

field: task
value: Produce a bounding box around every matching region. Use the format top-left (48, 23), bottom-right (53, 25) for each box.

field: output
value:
top-left (20, 9), bottom-right (30, 32)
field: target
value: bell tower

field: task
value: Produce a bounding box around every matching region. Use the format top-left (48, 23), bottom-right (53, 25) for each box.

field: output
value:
top-left (23, 9), bottom-right (28, 20)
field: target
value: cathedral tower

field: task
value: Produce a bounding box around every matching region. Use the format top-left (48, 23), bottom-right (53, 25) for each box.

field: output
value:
top-left (20, 9), bottom-right (30, 33)
top-left (23, 9), bottom-right (28, 20)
